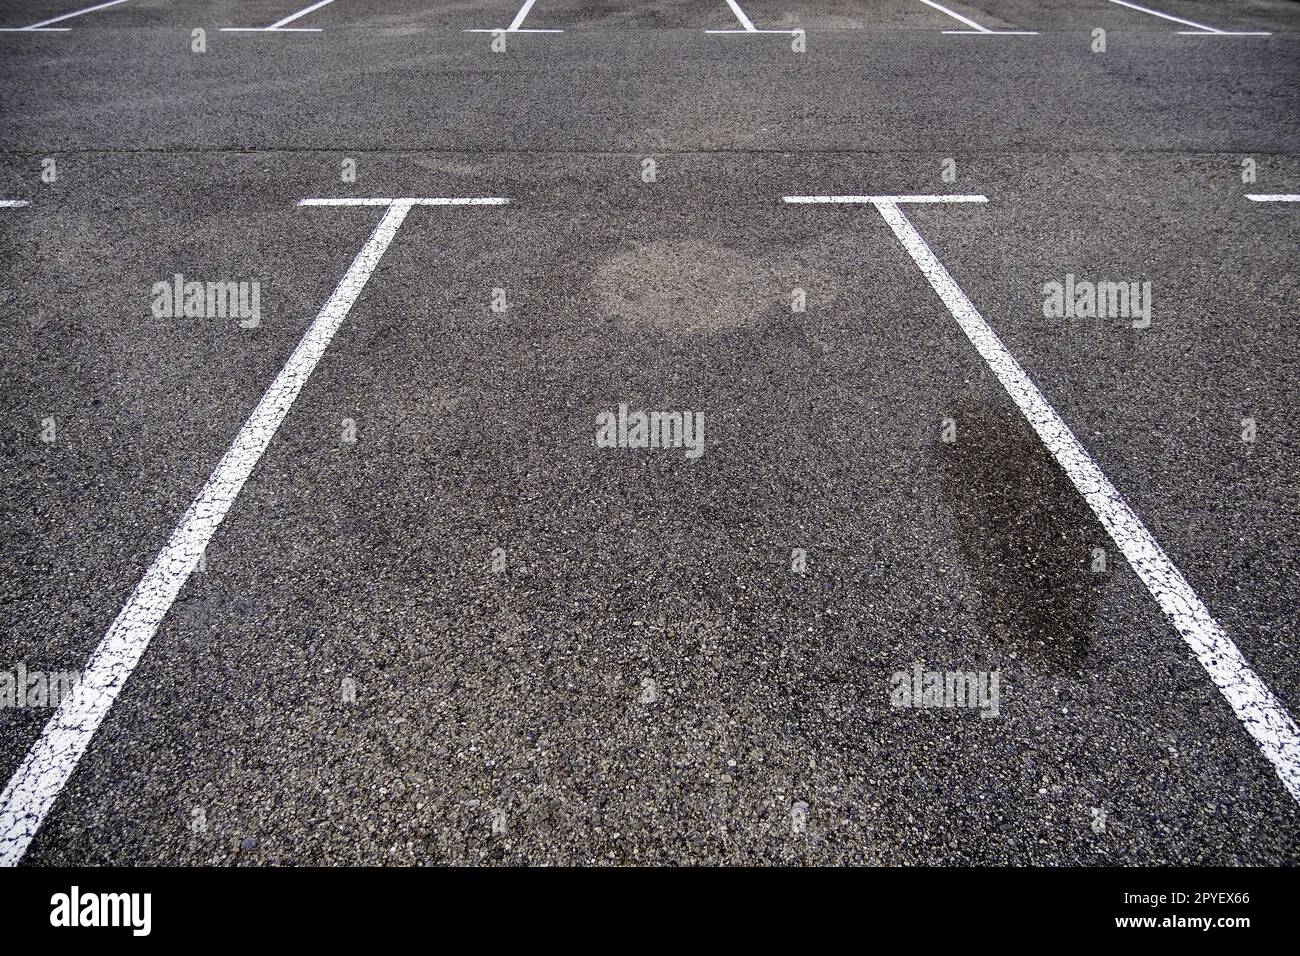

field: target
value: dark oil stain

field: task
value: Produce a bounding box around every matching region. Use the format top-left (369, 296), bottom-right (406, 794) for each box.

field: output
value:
top-left (932, 396), bottom-right (1106, 672)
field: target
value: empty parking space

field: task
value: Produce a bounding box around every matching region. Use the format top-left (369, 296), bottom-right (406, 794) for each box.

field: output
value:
top-left (6, 158), bottom-right (1296, 863)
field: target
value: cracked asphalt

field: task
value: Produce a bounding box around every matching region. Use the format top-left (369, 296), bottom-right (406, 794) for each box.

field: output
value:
top-left (0, 0), bottom-right (1298, 865)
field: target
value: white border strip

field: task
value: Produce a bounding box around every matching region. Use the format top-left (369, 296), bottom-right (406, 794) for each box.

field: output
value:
top-left (783, 193), bottom-right (1300, 804)
top-left (0, 197), bottom-right (509, 866)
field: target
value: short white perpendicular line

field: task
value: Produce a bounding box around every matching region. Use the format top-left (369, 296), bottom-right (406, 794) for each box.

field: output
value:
top-left (783, 194), bottom-right (987, 204)
top-left (0, 200), bottom-right (31, 207)
top-left (0, 196), bottom-right (507, 867)
top-left (1246, 194), bottom-right (1300, 202)
top-left (298, 197), bottom-right (510, 206)
top-left (0, 0), bottom-right (130, 31)
top-left (783, 192), bottom-right (1300, 804)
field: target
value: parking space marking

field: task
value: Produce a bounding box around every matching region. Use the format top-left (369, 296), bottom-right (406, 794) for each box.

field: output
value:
top-left (1103, 0), bottom-right (1270, 36)
top-left (1247, 194), bottom-right (1300, 202)
top-left (915, 0), bottom-right (1037, 35)
top-left (0, 200), bottom-right (31, 207)
top-left (783, 192), bottom-right (1300, 805)
top-left (220, 0), bottom-right (337, 33)
top-left (0, 196), bottom-right (510, 867)
top-left (707, 0), bottom-right (800, 35)
top-left (0, 0), bottom-right (130, 32)
top-left (466, 0), bottom-right (563, 34)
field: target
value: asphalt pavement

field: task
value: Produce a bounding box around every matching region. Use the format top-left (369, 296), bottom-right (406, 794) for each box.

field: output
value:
top-left (0, 0), bottom-right (1298, 864)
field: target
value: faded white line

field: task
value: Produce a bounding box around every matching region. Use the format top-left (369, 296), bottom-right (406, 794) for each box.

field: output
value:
top-left (1104, 0), bottom-right (1270, 36)
top-left (0, 196), bottom-right (509, 866)
top-left (1247, 194), bottom-right (1300, 202)
top-left (0, 0), bottom-right (129, 31)
top-left (784, 192), bottom-right (1300, 805)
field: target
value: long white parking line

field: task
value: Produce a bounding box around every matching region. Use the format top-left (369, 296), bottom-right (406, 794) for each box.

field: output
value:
top-left (0, 200), bottom-right (31, 207)
top-left (1103, 0), bottom-right (1270, 36)
top-left (507, 0), bottom-right (541, 32)
top-left (465, 0), bottom-right (563, 34)
top-left (784, 193), bottom-right (1300, 805)
top-left (1247, 194), bottom-right (1300, 202)
top-left (0, 196), bottom-right (509, 866)
top-left (723, 0), bottom-right (756, 31)
top-left (0, 0), bottom-right (129, 32)
top-left (915, 0), bottom-right (1036, 35)
top-left (220, 0), bottom-right (336, 33)
top-left (707, 0), bottom-right (799, 34)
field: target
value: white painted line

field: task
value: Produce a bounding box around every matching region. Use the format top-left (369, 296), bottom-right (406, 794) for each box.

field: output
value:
top-left (1105, 0), bottom-right (1220, 31)
top-left (269, 0), bottom-right (334, 29)
top-left (1246, 194), bottom-right (1300, 202)
top-left (508, 0), bottom-right (540, 31)
top-left (915, 0), bottom-right (1037, 34)
top-left (298, 197), bottom-right (510, 206)
top-left (464, 0), bottom-right (563, 34)
top-left (917, 0), bottom-right (990, 32)
top-left (1104, 0), bottom-right (1269, 36)
top-left (0, 196), bottom-right (509, 866)
top-left (220, 0), bottom-right (335, 33)
top-left (724, 0), bottom-right (757, 32)
top-left (784, 194), bottom-right (987, 204)
top-left (0, 0), bottom-right (128, 31)
top-left (707, 0), bottom-right (801, 35)
top-left (784, 192), bottom-right (1300, 805)
top-left (0, 200), bottom-right (30, 207)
